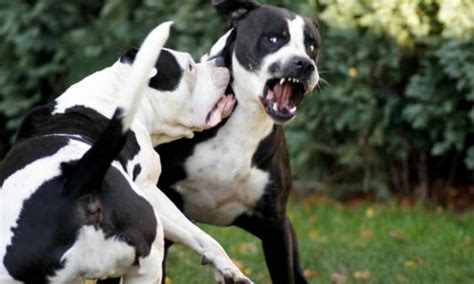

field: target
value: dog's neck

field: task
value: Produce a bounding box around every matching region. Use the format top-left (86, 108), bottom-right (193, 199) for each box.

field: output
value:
top-left (226, 83), bottom-right (275, 145)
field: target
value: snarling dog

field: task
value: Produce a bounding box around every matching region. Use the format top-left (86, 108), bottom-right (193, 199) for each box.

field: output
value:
top-left (0, 22), bottom-right (250, 284)
top-left (156, 1), bottom-right (321, 283)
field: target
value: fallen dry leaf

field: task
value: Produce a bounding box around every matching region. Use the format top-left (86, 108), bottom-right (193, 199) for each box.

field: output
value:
top-left (330, 272), bottom-right (347, 284)
top-left (231, 258), bottom-right (244, 270)
top-left (353, 269), bottom-right (371, 280)
top-left (309, 230), bottom-right (319, 241)
top-left (360, 226), bottom-right (374, 240)
top-left (389, 231), bottom-right (405, 242)
top-left (238, 242), bottom-right (258, 254)
top-left (404, 260), bottom-right (416, 268)
top-left (464, 236), bottom-right (472, 248)
top-left (243, 267), bottom-right (253, 276)
top-left (414, 256), bottom-right (427, 266)
top-left (165, 276), bottom-right (172, 284)
top-left (395, 273), bottom-right (407, 283)
top-left (303, 268), bottom-right (318, 279)
top-left (365, 207), bottom-right (375, 218)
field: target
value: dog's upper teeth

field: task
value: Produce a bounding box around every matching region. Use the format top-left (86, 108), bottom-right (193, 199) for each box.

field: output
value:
top-left (280, 78), bottom-right (285, 85)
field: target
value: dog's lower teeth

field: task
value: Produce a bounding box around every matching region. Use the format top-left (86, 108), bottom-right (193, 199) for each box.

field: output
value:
top-left (290, 106), bottom-right (297, 113)
top-left (273, 103), bottom-right (278, 111)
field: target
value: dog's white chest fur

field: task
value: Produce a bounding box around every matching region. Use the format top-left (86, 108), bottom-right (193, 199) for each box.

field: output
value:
top-left (176, 106), bottom-right (273, 226)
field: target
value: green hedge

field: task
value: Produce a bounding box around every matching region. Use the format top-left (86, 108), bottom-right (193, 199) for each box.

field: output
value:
top-left (287, 0), bottom-right (474, 198)
top-left (1, 0), bottom-right (472, 198)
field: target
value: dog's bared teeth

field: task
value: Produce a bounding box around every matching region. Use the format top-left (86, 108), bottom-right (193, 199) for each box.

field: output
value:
top-left (280, 78), bottom-right (286, 85)
top-left (273, 102), bottom-right (278, 111)
top-left (290, 106), bottom-right (297, 113)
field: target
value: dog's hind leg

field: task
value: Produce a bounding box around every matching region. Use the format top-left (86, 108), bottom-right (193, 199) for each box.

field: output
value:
top-left (122, 221), bottom-right (164, 284)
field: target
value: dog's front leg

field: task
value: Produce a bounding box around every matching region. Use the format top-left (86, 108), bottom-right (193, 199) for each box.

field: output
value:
top-left (233, 214), bottom-right (307, 284)
top-left (141, 185), bottom-right (252, 284)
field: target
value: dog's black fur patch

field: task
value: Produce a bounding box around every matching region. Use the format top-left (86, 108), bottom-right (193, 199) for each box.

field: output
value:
top-left (15, 103), bottom-right (141, 173)
top-left (2, 105), bottom-right (156, 283)
top-left (121, 48), bottom-right (183, 92)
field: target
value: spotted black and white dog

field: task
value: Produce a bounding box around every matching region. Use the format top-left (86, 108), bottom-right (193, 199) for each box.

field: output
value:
top-left (0, 22), bottom-right (250, 284)
top-left (156, 1), bottom-right (321, 283)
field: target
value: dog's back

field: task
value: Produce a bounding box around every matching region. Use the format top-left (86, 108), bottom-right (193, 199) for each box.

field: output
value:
top-left (0, 22), bottom-right (172, 283)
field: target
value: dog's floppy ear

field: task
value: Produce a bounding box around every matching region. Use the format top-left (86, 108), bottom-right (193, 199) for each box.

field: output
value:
top-left (212, 0), bottom-right (260, 25)
top-left (308, 16), bottom-right (320, 29)
top-left (120, 48), bottom-right (139, 65)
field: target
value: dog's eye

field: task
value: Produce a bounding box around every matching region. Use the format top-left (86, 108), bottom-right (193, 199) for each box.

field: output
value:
top-left (267, 36), bottom-right (279, 44)
top-left (309, 45), bottom-right (315, 52)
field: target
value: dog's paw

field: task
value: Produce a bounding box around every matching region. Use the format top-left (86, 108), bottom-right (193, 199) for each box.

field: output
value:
top-left (213, 267), bottom-right (253, 284)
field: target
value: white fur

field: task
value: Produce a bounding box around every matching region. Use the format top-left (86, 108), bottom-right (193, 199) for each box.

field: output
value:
top-left (1, 22), bottom-right (250, 283)
top-left (0, 140), bottom-right (88, 284)
top-left (49, 225), bottom-right (136, 283)
top-left (51, 27), bottom-right (248, 283)
top-left (176, 105), bottom-right (273, 226)
top-left (240, 16), bottom-right (318, 105)
top-left (169, 17), bottom-right (320, 227)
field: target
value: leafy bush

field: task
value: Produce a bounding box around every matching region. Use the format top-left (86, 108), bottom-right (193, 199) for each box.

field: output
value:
top-left (1, 0), bottom-right (472, 199)
top-left (287, 0), bottom-right (474, 198)
top-left (0, 0), bottom-right (225, 154)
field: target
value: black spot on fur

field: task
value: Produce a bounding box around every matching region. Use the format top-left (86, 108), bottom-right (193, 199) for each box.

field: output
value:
top-left (120, 48), bottom-right (183, 91)
top-left (132, 164), bottom-right (142, 181)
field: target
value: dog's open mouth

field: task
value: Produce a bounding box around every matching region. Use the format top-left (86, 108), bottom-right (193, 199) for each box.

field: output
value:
top-left (205, 95), bottom-right (236, 128)
top-left (260, 77), bottom-right (306, 123)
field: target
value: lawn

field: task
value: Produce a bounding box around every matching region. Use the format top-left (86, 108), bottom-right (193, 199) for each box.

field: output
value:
top-left (165, 197), bottom-right (474, 284)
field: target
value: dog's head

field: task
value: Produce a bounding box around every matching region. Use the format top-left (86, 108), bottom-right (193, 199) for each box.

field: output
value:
top-left (120, 48), bottom-right (234, 142)
top-left (204, 0), bottom-right (321, 124)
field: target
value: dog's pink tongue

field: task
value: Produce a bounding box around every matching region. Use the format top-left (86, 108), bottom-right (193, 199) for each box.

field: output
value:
top-left (273, 83), bottom-right (292, 111)
top-left (205, 95), bottom-right (236, 128)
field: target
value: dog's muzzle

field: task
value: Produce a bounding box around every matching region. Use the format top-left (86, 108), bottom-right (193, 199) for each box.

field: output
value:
top-left (261, 57), bottom-right (317, 124)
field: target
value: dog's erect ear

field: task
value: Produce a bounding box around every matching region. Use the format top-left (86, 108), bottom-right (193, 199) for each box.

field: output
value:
top-left (212, 0), bottom-right (260, 25)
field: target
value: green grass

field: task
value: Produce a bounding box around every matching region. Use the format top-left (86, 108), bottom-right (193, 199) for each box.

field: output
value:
top-left (166, 199), bottom-right (474, 284)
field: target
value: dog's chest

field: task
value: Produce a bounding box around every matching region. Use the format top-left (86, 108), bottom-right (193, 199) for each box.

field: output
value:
top-left (175, 109), bottom-right (274, 226)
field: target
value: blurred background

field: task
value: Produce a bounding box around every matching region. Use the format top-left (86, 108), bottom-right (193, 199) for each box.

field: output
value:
top-left (1, 0), bottom-right (473, 283)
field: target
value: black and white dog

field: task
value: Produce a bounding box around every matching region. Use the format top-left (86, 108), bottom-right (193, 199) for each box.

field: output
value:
top-left (157, 1), bottom-right (321, 283)
top-left (0, 22), bottom-right (250, 283)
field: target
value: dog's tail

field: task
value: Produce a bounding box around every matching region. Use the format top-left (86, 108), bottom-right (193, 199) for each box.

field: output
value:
top-left (65, 22), bottom-right (172, 199)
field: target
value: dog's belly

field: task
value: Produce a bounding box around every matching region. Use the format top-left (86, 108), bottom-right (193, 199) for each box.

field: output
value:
top-left (50, 226), bottom-right (136, 283)
top-left (175, 116), bottom-right (272, 226)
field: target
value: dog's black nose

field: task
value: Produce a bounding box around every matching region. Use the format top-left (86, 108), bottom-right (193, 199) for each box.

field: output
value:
top-left (292, 57), bottom-right (315, 75)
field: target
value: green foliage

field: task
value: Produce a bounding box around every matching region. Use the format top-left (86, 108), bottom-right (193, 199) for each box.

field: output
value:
top-left (287, 0), bottom-right (474, 198)
top-left (0, 0), bottom-right (224, 147)
top-left (0, 0), bottom-right (472, 197)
